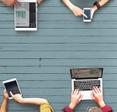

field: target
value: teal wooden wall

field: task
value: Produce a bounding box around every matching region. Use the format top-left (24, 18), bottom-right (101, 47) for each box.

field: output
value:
top-left (0, 0), bottom-right (117, 112)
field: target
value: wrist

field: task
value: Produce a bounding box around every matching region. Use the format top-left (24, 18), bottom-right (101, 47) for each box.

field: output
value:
top-left (92, 5), bottom-right (98, 12)
top-left (69, 103), bottom-right (76, 110)
top-left (98, 101), bottom-right (106, 108)
top-left (20, 99), bottom-right (25, 103)
top-left (15, 98), bottom-right (25, 104)
top-left (93, 1), bottom-right (101, 10)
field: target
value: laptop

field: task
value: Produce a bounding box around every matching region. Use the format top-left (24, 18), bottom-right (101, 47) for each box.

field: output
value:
top-left (14, 0), bottom-right (37, 31)
top-left (70, 68), bottom-right (103, 100)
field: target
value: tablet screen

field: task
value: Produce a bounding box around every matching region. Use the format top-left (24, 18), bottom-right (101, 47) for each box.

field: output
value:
top-left (4, 80), bottom-right (21, 97)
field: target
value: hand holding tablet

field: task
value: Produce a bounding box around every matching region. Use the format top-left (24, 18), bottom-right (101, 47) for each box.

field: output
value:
top-left (3, 78), bottom-right (22, 99)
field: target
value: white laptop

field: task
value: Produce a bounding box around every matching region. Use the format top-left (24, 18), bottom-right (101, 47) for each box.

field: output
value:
top-left (14, 0), bottom-right (37, 31)
top-left (70, 68), bottom-right (103, 100)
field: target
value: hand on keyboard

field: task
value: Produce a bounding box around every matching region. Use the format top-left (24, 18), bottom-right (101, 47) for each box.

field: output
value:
top-left (92, 86), bottom-right (106, 108)
top-left (69, 89), bottom-right (82, 110)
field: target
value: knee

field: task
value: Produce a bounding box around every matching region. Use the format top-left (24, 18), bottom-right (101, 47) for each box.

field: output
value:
top-left (43, 99), bottom-right (49, 104)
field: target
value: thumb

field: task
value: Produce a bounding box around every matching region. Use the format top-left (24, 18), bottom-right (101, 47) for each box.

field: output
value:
top-left (91, 9), bottom-right (94, 19)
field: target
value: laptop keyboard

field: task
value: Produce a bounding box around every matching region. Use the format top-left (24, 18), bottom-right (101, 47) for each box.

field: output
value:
top-left (74, 80), bottom-right (100, 90)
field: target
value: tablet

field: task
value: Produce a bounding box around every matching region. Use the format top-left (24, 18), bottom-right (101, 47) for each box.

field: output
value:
top-left (3, 78), bottom-right (22, 99)
top-left (14, 0), bottom-right (37, 31)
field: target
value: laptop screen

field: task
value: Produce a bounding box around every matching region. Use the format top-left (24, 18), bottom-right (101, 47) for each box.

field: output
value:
top-left (70, 68), bottom-right (103, 79)
top-left (15, 2), bottom-right (36, 28)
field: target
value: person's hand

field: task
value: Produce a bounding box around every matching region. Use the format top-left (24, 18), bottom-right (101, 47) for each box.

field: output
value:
top-left (70, 5), bottom-right (84, 16)
top-left (14, 0), bottom-right (21, 7)
top-left (10, 92), bottom-right (24, 103)
top-left (91, 6), bottom-right (97, 19)
top-left (3, 89), bottom-right (9, 100)
top-left (69, 89), bottom-right (82, 110)
top-left (2, 0), bottom-right (17, 6)
top-left (92, 86), bottom-right (106, 107)
top-left (37, 0), bottom-right (43, 4)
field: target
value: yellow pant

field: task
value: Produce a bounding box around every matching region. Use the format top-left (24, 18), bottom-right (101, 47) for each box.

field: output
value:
top-left (40, 103), bottom-right (54, 112)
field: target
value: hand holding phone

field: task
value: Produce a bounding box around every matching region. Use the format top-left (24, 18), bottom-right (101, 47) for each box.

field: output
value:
top-left (91, 8), bottom-right (95, 19)
top-left (81, 12), bottom-right (88, 18)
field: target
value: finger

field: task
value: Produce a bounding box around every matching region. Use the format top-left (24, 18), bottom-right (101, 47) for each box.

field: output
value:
top-left (10, 91), bottom-right (14, 97)
top-left (93, 86), bottom-right (98, 94)
top-left (78, 91), bottom-right (82, 97)
top-left (15, 0), bottom-right (20, 7)
top-left (74, 89), bottom-right (78, 95)
top-left (98, 87), bottom-right (102, 93)
top-left (78, 91), bottom-right (81, 96)
top-left (91, 92), bottom-right (95, 100)
top-left (79, 94), bottom-right (83, 101)
top-left (37, 0), bottom-right (43, 5)
top-left (95, 86), bottom-right (100, 94)
top-left (91, 9), bottom-right (94, 19)
top-left (82, 12), bottom-right (88, 18)
top-left (92, 86), bottom-right (95, 92)
top-left (91, 12), bottom-right (93, 19)
top-left (80, 10), bottom-right (87, 18)
top-left (95, 86), bottom-right (100, 93)
top-left (4, 89), bottom-right (8, 94)
top-left (92, 88), bottom-right (96, 95)
top-left (4, 89), bottom-right (6, 92)
top-left (72, 89), bottom-right (76, 95)
top-left (76, 89), bottom-right (80, 95)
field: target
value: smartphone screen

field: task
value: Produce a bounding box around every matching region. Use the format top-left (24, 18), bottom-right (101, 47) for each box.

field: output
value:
top-left (84, 9), bottom-right (91, 20)
top-left (4, 80), bottom-right (21, 97)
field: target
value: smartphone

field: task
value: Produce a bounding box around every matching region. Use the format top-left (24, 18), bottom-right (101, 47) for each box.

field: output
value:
top-left (83, 8), bottom-right (91, 22)
top-left (3, 78), bottom-right (22, 99)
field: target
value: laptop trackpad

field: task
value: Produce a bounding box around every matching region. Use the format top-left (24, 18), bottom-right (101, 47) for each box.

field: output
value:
top-left (81, 91), bottom-right (92, 100)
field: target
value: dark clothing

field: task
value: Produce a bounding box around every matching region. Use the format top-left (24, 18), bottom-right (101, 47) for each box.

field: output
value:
top-left (63, 105), bottom-right (112, 112)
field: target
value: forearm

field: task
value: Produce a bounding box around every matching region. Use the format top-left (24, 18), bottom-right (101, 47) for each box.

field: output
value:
top-left (98, 0), bottom-right (109, 7)
top-left (68, 103), bottom-right (76, 110)
top-left (0, 98), bottom-right (8, 112)
top-left (92, 0), bottom-right (110, 13)
top-left (98, 100), bottom-right (106, 108)
top-left (62, 0), bottom-right (74, 10)
top-left (18, 98), bottom-right (48, 105)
